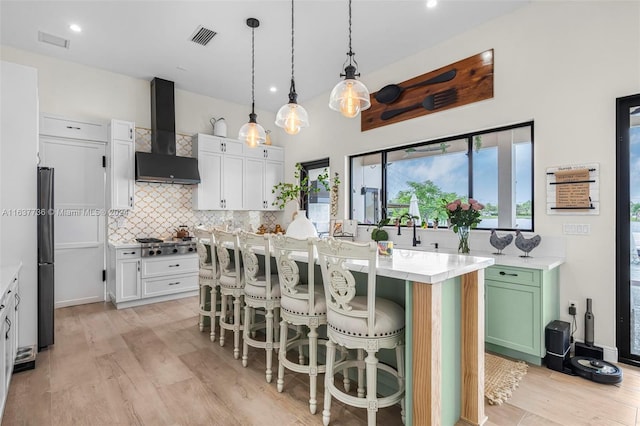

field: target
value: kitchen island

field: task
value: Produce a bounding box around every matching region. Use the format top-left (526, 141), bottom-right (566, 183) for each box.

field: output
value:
top-left (279, 245), bottom-right (494, 425)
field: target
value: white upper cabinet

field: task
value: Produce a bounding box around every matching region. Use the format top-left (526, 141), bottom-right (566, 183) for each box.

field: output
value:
top-left (193, 134), bottom-right (244, 210)
top-left (243, 146), bottom-right (284, 211)
top-left (108, 119), bottom-right (135, 210)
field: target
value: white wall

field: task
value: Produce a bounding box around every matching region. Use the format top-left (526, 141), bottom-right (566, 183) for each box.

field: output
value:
top-left (0, 46), bottom-right (276, 138)
top-left (1, 61), bottom-right (39, 348)
top-left (277, 1), bottom-right (640, 352)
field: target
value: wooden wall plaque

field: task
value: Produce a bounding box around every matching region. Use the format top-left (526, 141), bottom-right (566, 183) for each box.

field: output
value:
top-left (361, 49), bottom-right (494, 132)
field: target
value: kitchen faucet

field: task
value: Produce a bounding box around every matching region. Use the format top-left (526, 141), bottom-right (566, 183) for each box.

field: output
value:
top-left (413, 222), bottom-right (421, 247)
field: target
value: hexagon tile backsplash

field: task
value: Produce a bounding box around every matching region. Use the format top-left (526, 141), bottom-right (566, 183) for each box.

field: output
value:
top-left (108, 128), bottom-right (281, 242)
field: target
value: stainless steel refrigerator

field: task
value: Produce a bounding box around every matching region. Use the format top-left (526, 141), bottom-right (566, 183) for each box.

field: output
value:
top-left (37, 167), bottom-right (55, 350)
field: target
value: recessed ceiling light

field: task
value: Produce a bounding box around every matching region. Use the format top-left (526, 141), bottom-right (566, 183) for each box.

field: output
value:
top-left (269, 86), bottom-right (277, 93)
top-left (69, 24), bottom-right (82, 33)
top-left (426, 0), bottom-right (438, 9)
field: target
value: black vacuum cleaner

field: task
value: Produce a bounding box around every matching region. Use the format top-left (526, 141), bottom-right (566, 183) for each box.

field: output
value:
top-left (545, 298), bottom-right (623, 384)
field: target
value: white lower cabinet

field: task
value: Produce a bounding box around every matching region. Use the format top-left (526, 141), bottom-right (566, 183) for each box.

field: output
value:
top-left (108, 245), bottom-right (198, 309)
top-left (0, 266), bottom-right (20, 420)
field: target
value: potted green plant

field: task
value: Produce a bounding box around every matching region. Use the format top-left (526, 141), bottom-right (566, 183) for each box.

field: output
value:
top-left (371, 218), bottom-right (391, 242)
top-left (272, 163), bottom-right (339, 210)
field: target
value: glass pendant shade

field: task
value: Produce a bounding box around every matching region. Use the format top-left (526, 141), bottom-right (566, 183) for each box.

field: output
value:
top-left (238, 116), bottom-right (266, 148)
top-left (276, 0), bottom-right (309, 135)
top-left (329, 77), bottom-right (371, 118)
top-left (275, 101), bottom-right (309, 135)
top-left (328, 0), bottom-right (370, 119)
top-left (240, 17), bottom-right (264, 148)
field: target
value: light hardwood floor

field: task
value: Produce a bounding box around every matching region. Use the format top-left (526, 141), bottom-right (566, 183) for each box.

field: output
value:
top-left (3, 297), bottom-right (639, 425)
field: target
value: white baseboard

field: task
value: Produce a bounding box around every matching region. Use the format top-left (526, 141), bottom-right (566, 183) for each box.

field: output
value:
top-left (55, 295), bottom-right (105, 309)
top-left (112, 290), bottom-right (198, 310)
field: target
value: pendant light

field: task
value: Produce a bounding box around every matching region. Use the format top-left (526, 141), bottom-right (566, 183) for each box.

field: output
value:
top-left (328, 0), bottom-right (371, 118)
top-left (238, 18), bottom-right (266, 148)
top-left (275, 0), bottom-right (309, 135)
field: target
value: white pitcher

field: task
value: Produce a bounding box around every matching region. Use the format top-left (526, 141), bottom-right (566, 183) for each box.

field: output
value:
top-left (210, 117), bottom-right (227, 137)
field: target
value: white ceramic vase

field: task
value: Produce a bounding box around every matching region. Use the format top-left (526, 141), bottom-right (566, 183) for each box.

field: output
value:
top-left (286, 210), bottom-right (318, 238)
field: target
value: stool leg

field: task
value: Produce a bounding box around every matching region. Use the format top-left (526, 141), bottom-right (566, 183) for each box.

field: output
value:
top-left (233, 294), bottom-right (242, 359)
top-left (342, 346), bottom-right (351, 393)
top-left (365, 351), bottom-right (379, 426)
top-left (210, 285), bottom-right (218, 341)
top-left (265, 307), bottom-right (274, 383)
top-left (219, 291), bottom-right (227, 347)
top-left (298, 325), bottom-right (305, 365)
top-left (242, 304), bottom-right (251, 367)
top-left (277, 319), bottom-right (287, 393)
top-left (308, 325), bottom-right (319, 415)
top-left (322, 339), bottom-right (336, 426)
top-left (250, 307), bottom-right (256, 338)
top-left (396, 344), bottom-right (406, 425)
top-left (198, 284), bottom-right (205, 331)
top-left (357, 348), bottom-right (365, 398)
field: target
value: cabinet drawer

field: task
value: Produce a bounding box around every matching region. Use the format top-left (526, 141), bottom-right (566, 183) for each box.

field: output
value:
top-left (486, 265), bottom-right (540, 287)
top-left (141, 255), bottom-right (199, 278)
top-left (116, 248), bottom-right (141, 259)
top-left (40, 114), bottom-right (108, 142)
top-left (142, 273), bottom-right (198, 297)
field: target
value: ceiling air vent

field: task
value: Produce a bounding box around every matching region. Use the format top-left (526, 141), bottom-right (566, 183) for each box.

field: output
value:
top-left (38, 31), bottom-right (70, 49)
top-left (189, 25), bottom-right (217, 46)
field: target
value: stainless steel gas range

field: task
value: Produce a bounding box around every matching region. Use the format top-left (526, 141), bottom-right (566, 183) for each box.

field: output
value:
top-left (135, 238), bottom-right (197, 257)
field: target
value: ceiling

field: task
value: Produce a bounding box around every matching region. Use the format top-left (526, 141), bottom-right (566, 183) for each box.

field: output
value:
top-left (0, 1), bottom-right (528, 113)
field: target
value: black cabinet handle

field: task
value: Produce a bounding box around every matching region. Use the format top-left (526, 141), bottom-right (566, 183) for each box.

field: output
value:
top-left (168, 264), bottom-right (180, 268)
top-left (66, 126), bottom-right (81, 130)
top-left (5, 317), bottom-right (11, 340)
top-left (123, 251), bottom-right (136, 255)
top-left (168, 282), bottom-right (180, 286)
top-left (499, 271), bottom-right (518, 277)
top-left (15, 294), bottom-right (20, 310)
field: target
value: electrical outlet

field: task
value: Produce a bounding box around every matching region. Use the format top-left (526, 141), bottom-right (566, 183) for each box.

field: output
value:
top-left (568, 300), bottom-right (578, 315)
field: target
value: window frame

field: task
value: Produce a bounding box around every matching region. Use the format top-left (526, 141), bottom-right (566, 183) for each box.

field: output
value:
top-left (348, 121), bottom-right (534, 232)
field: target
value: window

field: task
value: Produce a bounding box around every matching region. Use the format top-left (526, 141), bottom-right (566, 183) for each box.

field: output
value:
top-left (301, 158), bottom-right (331, 235)
top-left (349, 122), bottom-right (533, 231)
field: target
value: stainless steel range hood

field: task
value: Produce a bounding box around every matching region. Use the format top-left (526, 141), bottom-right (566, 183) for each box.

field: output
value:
top-left (135, 77), bottom-right (201, 185)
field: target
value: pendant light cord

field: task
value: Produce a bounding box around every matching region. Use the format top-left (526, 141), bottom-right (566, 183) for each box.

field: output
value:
top-left (251, 24), bottom-right (256, 114)
top-left (348, 0), bottom-right (352, 60)
top-left (291, 0), bottom-right (295, 82)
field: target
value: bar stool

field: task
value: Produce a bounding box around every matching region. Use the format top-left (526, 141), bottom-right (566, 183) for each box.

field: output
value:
top-left (213, 229), bottom-right (244, 359)
top-left (272, 234), bottom-right (327, 414)
top-left (238, 231), bottom-right (281, 383)
top-left (194, 226), bottom-right (220, 341)
top-left (315, 238), bottom-right (405, 426)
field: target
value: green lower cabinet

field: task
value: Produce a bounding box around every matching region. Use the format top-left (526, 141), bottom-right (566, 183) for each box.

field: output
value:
top-left (485, 265), bottom-right (559, 365)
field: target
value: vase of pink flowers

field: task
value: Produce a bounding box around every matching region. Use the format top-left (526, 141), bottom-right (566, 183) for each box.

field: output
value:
top-left (444, 198), bottom-right (485, 254)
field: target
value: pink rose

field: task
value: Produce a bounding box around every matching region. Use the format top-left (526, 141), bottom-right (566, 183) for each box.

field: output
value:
top-left (469, 198), bottom-right (477, 204)
top-left (461, 203), bottom-right (470, 210)
top-left (454, 199), bottom-right (462, 205)
top-left (471, 203), bottom-right (483, 211)
top-left (447, 203), bottom-right (457, 211)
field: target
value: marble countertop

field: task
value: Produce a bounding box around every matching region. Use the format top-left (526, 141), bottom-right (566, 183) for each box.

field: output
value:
top-left (393, 244), bottom-right (564, 271)
top-left (109, 241), bottom-right (141, 249)
top-left (226, 241), bottom-right (494, 285)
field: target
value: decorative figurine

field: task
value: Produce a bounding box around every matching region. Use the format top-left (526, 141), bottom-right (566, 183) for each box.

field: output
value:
top-left (489, 229), bottom-right (513, 255)
top-left (514, 230), bottom-right (542, 258)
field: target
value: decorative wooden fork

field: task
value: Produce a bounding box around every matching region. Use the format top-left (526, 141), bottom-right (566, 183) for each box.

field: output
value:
top-left (380, 88), bottom-right (458, 120)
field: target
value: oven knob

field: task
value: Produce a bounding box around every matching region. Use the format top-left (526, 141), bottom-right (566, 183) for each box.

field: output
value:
top-left (173, 248), bottom-right (178, 253)
top-left (156, 250), bottom-right (162, 255)
top-left (188, 247), bottom-right (194, 252)
top-left (148, 250), bottom-right (155, 256)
